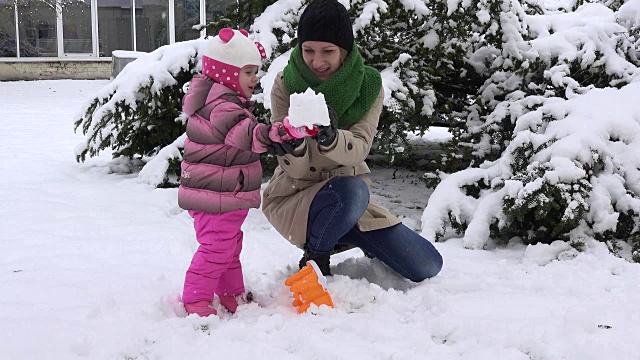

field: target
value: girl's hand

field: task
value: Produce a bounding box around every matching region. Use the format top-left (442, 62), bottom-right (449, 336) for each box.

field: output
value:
top-left (282, 117), bottom-right (318, 139)
top-left (268, 122), bottom-right (295, 143)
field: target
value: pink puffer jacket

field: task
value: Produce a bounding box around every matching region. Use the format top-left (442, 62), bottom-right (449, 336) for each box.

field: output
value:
top-left (178, 74), bottom-right (271, 213)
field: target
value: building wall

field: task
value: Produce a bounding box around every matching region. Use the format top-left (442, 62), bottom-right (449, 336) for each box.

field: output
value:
top-left (0, 60), bottom-right (112, 81)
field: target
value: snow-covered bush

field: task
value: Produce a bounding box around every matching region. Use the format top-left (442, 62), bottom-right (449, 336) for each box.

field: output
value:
top-left (421, 0), bottom-right (640, 260)
top-left (73, 1), bottom-right (277, 188)
top-left (73, 40), bottom-right (206, 186)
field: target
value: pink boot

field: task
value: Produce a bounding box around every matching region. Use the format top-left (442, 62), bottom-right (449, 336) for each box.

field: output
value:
top-left (218, 292), bottom-right (254, 313)
top-left (184, 301), bottom-right (217, 317)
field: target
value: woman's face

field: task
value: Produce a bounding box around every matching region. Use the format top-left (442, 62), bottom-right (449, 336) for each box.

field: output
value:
top-left (238, 65), bottom-right (260, 98)
top-left (301, 41), bottom-right (347, 80)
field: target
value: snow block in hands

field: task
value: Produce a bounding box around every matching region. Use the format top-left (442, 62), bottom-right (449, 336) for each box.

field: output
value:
top-left (287, 88), bottom-right (331, 128)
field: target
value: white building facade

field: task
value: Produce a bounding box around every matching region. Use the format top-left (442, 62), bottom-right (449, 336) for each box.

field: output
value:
top-left (0, 0), bottom-right (232, 79)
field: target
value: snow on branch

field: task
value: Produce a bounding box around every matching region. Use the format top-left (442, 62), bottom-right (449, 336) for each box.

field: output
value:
top-left (73, 39), bottom-right (209, 186)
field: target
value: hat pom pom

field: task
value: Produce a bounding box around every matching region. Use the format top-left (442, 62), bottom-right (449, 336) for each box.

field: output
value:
top-left (219, 28), bottom-right (234, 43)
top-left (239, 29), bottom-right (249, 37)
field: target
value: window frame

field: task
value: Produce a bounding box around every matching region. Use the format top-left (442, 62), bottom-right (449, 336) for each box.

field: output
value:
top-left (0, 0), bottom-right (207, 60)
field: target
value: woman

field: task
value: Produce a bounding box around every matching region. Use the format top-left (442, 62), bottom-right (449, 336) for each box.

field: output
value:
top-left (262, 0), bottom-right (443, 282)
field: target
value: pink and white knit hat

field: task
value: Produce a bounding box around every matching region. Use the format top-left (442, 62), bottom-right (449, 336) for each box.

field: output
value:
top-left (201, 28), bottom-right (267, 95)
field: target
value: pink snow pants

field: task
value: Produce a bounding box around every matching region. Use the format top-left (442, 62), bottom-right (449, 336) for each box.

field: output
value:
top-left (182, 209), bottom-right (248, 304)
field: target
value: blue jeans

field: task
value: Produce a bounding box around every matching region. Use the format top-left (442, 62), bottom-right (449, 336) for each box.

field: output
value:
top-left (306, 176), bottom-right (443, 282)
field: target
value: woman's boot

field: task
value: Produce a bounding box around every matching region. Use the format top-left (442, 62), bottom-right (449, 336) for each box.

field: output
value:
top-left (299, 248), bottom-right (331, 276)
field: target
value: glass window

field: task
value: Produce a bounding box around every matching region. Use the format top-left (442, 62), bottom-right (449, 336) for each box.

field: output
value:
top-left (174, 0), bottom-right (199, 42)
top-left (17, 0), bottom-right (58, 57)
top-left (206, 0), bottom-right (234, 30)
top-left (97, 0), bottom-right (132, 57)
top-left (0, 0), bottom-right (17, 57)
top-left (62, 0), bottom-right (92, 54)
top-left (134, 0), bottom-right (168, 52)
top-left (205, 0), bottom-right (238, 36)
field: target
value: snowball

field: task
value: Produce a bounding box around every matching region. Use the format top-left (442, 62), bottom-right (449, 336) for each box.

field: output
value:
top-left (288, 88), bottom-right (331, 129)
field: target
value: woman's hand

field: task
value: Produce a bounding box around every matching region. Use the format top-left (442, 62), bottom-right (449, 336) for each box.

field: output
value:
top-left (314, 106), bottom-right (338, 146)
top-left (266, 138), bottom-right (304, 156)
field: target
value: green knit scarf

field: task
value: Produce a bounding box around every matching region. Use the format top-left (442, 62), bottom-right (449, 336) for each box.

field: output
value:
top-left (283, 43), bottom-right (382, 129)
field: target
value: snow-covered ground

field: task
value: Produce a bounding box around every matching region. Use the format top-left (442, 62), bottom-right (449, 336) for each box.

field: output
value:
top-left (1, 80), bottom-right (639, 360)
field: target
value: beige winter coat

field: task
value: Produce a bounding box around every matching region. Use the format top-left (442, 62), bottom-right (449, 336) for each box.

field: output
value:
top-left (261, 72), bottom-right (401, 248)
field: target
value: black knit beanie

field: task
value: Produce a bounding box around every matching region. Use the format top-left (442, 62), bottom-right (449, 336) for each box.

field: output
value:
top-left (297, 0), bottom-right (354, 52)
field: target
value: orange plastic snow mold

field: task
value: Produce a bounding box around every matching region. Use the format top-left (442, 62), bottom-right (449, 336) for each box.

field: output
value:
top-left (284, 260), bottom-right (334, 313)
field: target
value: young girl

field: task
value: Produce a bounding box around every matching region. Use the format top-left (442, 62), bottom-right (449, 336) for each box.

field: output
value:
top-left (179, 28), bottom-right (291, 317)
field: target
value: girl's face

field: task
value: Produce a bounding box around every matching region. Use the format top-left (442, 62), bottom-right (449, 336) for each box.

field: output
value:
top-left (301, 41), bottom-right (347, 80)
top-left (238, 65), bottom-right (260, 98)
